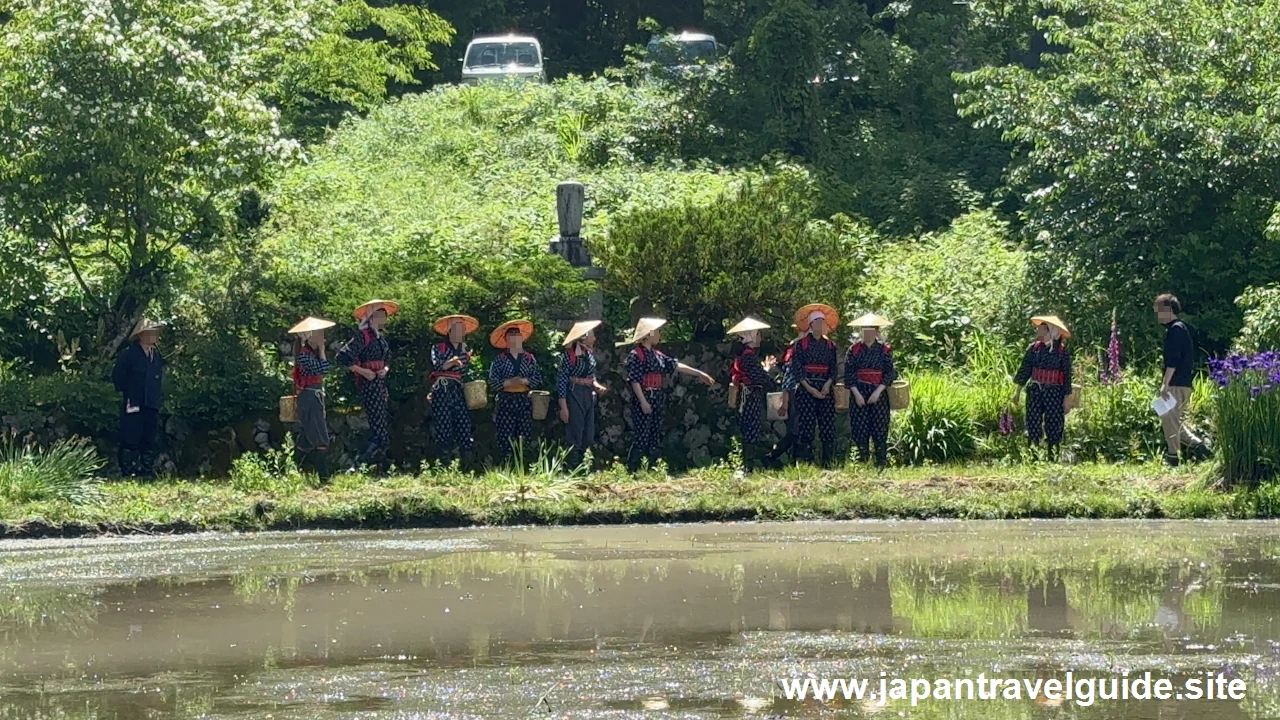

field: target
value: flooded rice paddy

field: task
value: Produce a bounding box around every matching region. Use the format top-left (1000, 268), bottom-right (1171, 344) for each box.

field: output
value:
top-left (3, 521), bottom-right (1280, 718)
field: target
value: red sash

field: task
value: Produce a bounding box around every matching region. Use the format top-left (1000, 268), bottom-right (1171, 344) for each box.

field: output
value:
top-left (855, 369), bottom-right (883, 385)
top-left (291, 366), bottom-right (323, 395)
top-left (1031, 368), bottom-right (1065, 385)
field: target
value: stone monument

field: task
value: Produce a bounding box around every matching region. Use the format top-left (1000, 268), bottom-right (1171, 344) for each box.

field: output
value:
top-left (547, 181), bottom-right (605, 322)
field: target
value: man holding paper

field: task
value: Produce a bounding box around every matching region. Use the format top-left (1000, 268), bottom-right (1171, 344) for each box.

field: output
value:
top-left (1154, 294), bottom-right (1208, 466)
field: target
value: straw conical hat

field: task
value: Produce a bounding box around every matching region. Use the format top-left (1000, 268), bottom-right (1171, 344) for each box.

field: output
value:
top-left (562, 320), bottom-right (602, 347)
top-left (1031, 315), bottom-right (1071, 338)
top-left (130, 318), bottom-right (166, 338)
top-left (353, 299), bottom-right (400, 321)
top-left (794, 304), bottom-right (838, 334)
top-left (433, 314), bottom-right (479, 336)
top-left (617, 317), bottom-right (667, 347)
top-left (490, 319), bottom-right (534, 349)
top-left (288, 316), bottom-right (336, 335)
top-left (848, 313), bottom-right (893, 329)
top-left (727, 317), bottom-right (770, 335)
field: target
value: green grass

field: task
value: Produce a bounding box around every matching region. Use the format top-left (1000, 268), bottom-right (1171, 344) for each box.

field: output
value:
top-left (0, 460), bottom-right (1273, 538)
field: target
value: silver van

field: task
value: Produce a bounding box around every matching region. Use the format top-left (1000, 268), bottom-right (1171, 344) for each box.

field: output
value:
top-left (461, 35), bottom-right (546, 85)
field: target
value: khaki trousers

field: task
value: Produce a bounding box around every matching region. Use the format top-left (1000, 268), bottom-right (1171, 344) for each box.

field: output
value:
top-left (1161, 386), bottom-right (1202, 456)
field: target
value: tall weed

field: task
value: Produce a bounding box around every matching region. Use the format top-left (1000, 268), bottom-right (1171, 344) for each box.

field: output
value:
top-left (0, 433), bottom-right (103, 505)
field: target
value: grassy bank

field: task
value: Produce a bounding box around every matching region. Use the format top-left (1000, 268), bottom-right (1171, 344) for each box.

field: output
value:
top-left (2, 461), bottom-right (1277, 539)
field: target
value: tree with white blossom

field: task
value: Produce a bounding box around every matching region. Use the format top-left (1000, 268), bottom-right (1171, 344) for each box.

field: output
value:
top-left (0, 0), bottom-right (451, 356)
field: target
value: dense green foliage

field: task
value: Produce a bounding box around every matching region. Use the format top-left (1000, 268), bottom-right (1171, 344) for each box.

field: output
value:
top-left (957, 0), bottom-right (1280, 353)
top-left (597, 170), bottom-right (869, 338)
top-left (1, 0), bottom-right (1277, 482)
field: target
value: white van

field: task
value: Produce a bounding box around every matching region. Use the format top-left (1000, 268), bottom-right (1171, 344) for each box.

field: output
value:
top-left (646, 31), bottom-right (722, 77)
top-left (461, 35), bottom-right (546, 85)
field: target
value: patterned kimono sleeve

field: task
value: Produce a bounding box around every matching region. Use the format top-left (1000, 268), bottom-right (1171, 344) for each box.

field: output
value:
top-left (882, 346), bottom-right (896, 386)
top-left (525, 355), bottom-right (543, 389)
top-left (743, 352), bottom-right (774, 389)
top-left (782, 343), bottom-right (801, 391)
top-left (625, 350), bottom-right (645, 385)
top-left (656, 350), bottom-right (678, 376)
top-left (1013, 345), bottom-right (1035, 386)
top-left (555, 353), bottom-right (571, 398)
top-left (488, 355), bottom-right (511, 392)
top-left (335, 331), bottom-right (364, 369)
top-left (1061, 345), bottom-right (1073, 388)
top-left (843, 346), bottom-right (857, 387)
top-left (297, 352), bottom-right (329, 376)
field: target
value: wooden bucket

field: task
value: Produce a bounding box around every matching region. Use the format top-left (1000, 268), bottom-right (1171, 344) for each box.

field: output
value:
top-left (279, 395), bottom-right (298, 423)
top-left (727, 383), bottom-right (740, 409)
top-left (888, 379), bottom-right (911, 410)
top-left (834, 383), bottom-right (850, 412)
top-left (766, 392), bottom-right (785, 421)
top-left (464, 380), bottom-right (488, 410)
top-left (530, 391), bottom-right (551, 420)
top-left (1066, 383), bottom-right (1082, 411)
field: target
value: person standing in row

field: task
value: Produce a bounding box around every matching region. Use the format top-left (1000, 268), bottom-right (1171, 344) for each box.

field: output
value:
top-left (785, 303), bottom-right (840, 467)
top-left (556, 320), bottom-right (607, 469)
top-left (622, 317), bottom-right (716, 472)
top-left (1154, 294), bottom-right (1208, 465)
top-left (429, 314), bottom-right (479, 465)
top-left (844, 314), bottom-right (896, 469)
top-left (1011, 315), bottom-right (1073, 460)
top-left (337, 299), bottom-right (398, 470)
top-left (288, 316), bottom-right (335, 481)
top-left (488, 319), bottom-right (542, 465)
top-left (765, 325), bottom-right (803, 466)
top-left (727, 317), bottom-right (778, 470)
top-left (112, 318), bottom-right (166, 479)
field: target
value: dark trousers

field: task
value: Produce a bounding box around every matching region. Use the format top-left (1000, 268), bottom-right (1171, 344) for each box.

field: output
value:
top-left (851, 388), bottom-right (891, 467)
top-left (1026, 383), bottom-right (1066, 448)
top-left (627, 389), bottom-right (666, 471)
top-left (118, 406), bottom-right (160, 477)
top-left (767, 391), bottom-right (797, 461)
top-left (494, 393), bottom-right (532, 464)
top-left (792, 389), bottom-right (836, 465)
top-left (564, 384), bottom-right (597, 467)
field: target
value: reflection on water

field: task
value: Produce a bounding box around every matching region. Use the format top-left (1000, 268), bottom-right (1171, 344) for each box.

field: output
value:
top-left (1, 522), bottom-right (1280, 718)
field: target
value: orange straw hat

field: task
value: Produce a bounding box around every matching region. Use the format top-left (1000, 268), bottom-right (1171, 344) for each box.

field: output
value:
top-left (490, 319), bottom-right (534, 349)
top-left (353, 299), bottom-right (400, 321)
top-left (433, 314), bottom-right (479, 336)
top-left (794, 303), bottom-right (838, 335)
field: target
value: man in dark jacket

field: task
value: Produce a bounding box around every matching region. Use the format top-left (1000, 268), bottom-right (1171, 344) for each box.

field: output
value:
top-left (112, 319), bottom-right (166, 478)
top-left (1153, 294), bottom-right (1207, 465)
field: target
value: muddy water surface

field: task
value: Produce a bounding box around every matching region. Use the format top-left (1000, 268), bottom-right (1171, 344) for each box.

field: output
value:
top-left (3, 521), bottom-right (1280, 718)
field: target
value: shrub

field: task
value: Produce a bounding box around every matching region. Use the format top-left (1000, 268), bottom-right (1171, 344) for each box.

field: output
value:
top-left (890, 373), bottom-right (979, 465)
top-left (1065, 374), bottom-right (1166, 463)
top-left (1210, 352), bottom-right (1280, 485)
top-left (861, 210), bottom-right (1030, 367)
top-left (0, 364), bottom-right (119, 437)
top-left (596, 168), bottom-right (870, 340)
top-left (1236, 284), bottom-right (1280, 354)
top-left (0, 434), bottom-right (103, 505)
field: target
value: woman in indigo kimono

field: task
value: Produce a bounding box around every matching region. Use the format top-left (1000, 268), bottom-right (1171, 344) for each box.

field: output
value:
top-left (784, 303), bottom-right (840, 467)
top-left (1011, 315), bottom-right (1073, 460)
top-left (336, 299), bottom-right (398, 470)
top-left (621, 317), bottom-right (716, 472)
top-left (429, 314), bottom-right (479, 464)
top-left (727, 317), bottom-right (778, 470)
top-left (488, 319), bottom-right (542, 465)
top-left (288, 316), bottom-right (335, 481)
top-left (844, 314), bottom-right (897, 469)
top-left (556, 320), bottom-right (607, 468)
